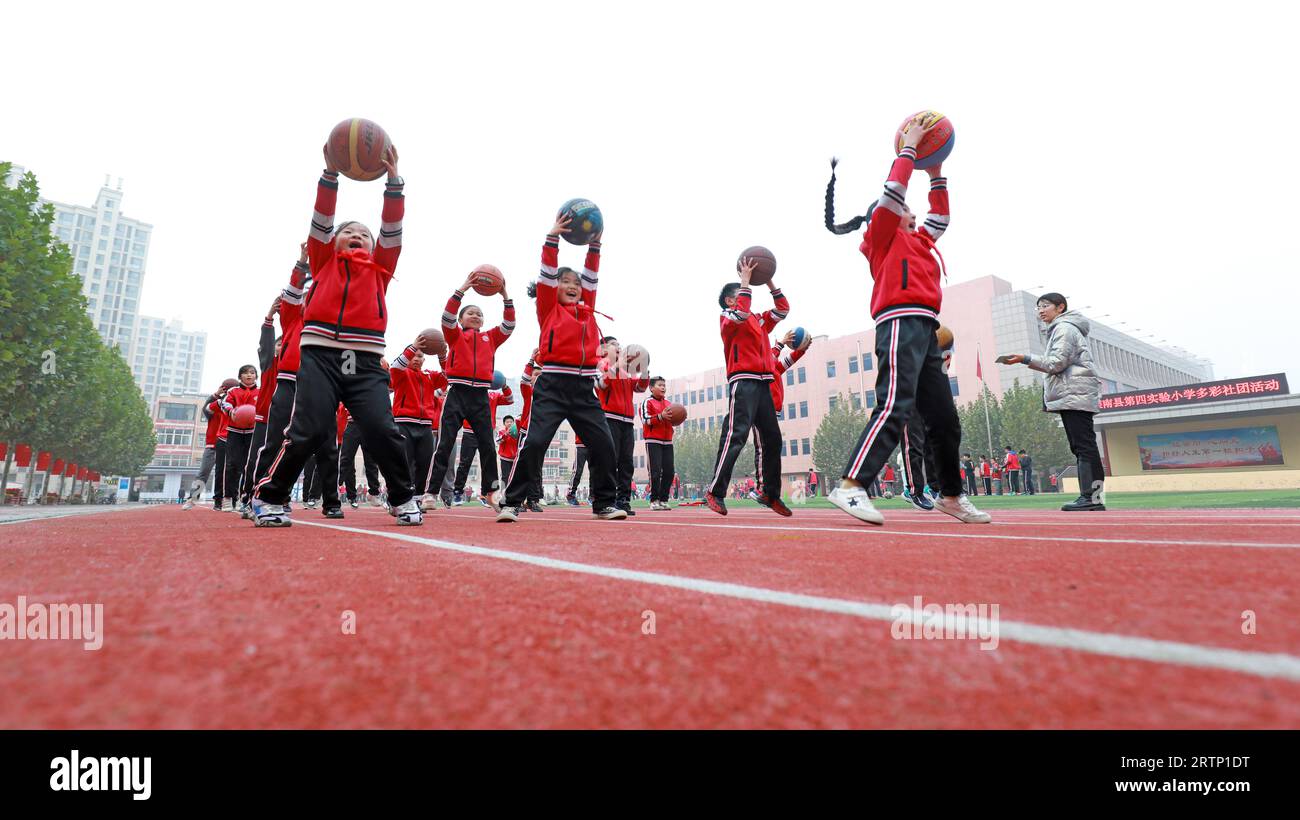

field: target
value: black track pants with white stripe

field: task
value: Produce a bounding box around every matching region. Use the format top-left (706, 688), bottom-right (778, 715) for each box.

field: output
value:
top-left (253, 346), bottom-right (412, 508)
top-left (398, 422), bottom-right (435, 497)
top-left (429, 385), bottom-right (497, 497)
top-left (239, 421), bottom-right (268, 504)
top-left (708, 378), bottom-right (782, 500)
top-left (608, 419), bottom-right (635, 506)
top-left (568, 447), bottom-right (588, 496)
top-left (647, 442), bottom-right (674, 502)
top-left (842, 316), bottom-right (963, 497)
top-left (901, 406), bottom-right (938, 496)
top-left (503, 373), bottom-right (616, 509)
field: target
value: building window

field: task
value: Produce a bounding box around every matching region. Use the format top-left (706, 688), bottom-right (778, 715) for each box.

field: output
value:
top-left (862, 353), bottom-right (873, 371)
top-left (787, 403), bottom-right (796, 418)
top-left (797, 367), bottom-right (806, 384)
top-left (828, 395), bottom-right (839, 411)
top-left (799, 401), bottom-right (808, 418)
top-left (949, 378), bottom-right (960, 396)
top-left (851, 392), bottom-right (862, 410)
top-left (865, 390), bottom-right (876, 407)
top-left (780, 441), bottom-right (787, 457)
top-left (785, 370), bottom-right (794, 386)
top-left (790, 439), bottom-right (799, 455)
top-left (826, 360), bottom-right (837, 378)
top-left (707, 386), bottom-right (714, 401)
top-left (802, 438), bottom-right (811, 455)
top-left (849, 357), bottom-right (859, 374)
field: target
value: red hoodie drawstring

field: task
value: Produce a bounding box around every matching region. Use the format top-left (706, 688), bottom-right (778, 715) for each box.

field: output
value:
top-left (917, 234), bottom-right (948, 283)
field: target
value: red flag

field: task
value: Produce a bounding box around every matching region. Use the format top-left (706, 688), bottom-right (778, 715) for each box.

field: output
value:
top-left (976, 353), bottom-right (983, 381)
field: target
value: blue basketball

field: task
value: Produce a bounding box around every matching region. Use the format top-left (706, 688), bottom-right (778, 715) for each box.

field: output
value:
top-left (491, 370), bottom-right (507, 390)
top-left (556, 198), bottom-right (603, 245)
top-left (791, 327), bottom-right (809, 351)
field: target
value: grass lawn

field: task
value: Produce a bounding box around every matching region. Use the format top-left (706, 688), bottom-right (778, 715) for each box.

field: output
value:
top-left (633, 489), bottom-right (1300, 510)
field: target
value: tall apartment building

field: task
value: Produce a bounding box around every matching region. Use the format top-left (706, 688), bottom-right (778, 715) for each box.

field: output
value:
top-left (131, 317), bottom-right (207, 408)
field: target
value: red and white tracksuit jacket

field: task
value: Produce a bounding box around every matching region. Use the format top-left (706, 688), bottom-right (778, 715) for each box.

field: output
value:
top-left (770, 342), bottom-right (808, 410)
top-left (220, 385), bottom-right (260, 433)
top-left (254, 318), bottom-right (278, 423)
top-left (300, 171), bottom-right (404, 355)
top-left (208, 394), bottom-right (230, 441)
top-left (518, 359), bottom-right (536, 430)
top-left (535, 235), bottom-right (603, 377)
top-left (596, 360), bottom-right (648, 424)
top-left (861, 146), bottom-right (949, 324)
top-left (390, 344), bottom-right (450, 426)
top-left (720, 286), bottom-right (789, 384)
top-left (276, 260), bottom-right (310, 383)
top-left (640, 396), bottom-right (675, 444)
top-left (496, 424), bottom-right (520, 460)
top-left (462, 387), bottom-right (513, 432)
top-left (442, 292), bottom-right (515, 388)
top-left (202, 395), bottom-right (222, 447)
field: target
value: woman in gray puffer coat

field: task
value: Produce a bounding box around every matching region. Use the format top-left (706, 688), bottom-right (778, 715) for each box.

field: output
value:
top-left (1002, 293), bottom-right (1106, 511)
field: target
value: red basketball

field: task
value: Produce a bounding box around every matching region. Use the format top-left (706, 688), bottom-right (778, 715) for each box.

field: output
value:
top-left (662, 404), bottom-right (687, 427)
top-left (469, 264), bottom-right (505, 296)
top-left (737, 246), bottom-right (777, 286)
top-left (326, 118), bottom-right (392, 182)
top-left (231, 404), bottom-right (257, 429)
top-left (417, 328), bottom-right (446, 357)
top-left (220, 378), bottom-right (239, 392)
top-left (894, 110), bottom-right (955, 170)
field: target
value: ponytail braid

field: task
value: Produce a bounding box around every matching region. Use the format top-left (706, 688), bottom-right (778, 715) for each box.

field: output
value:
top-left (824, 158), bottom-right (874, 235)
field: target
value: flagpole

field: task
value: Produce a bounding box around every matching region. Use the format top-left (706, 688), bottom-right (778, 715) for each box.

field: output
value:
top-left (978, 343), bottom-right (994, 462)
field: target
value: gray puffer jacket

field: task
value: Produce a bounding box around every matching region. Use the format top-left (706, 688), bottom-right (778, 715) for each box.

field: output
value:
top-left (1025, 311), bottom-right (1101, 413)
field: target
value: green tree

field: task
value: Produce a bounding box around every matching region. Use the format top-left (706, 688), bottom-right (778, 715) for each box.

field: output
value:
top-left (957, 384), bottom-right (1003, 464)
top-left (670, 423), bottom-right (753, 492)
top-left (999, 377), bottom-right (1073, 482)
top-left (0, 163), bottom-right (155, 497)
top-left (813, 393), bottom-right (868, 483)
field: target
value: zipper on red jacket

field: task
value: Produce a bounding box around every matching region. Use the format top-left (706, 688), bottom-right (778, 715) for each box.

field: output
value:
top-left (901, 259), bottom-right (909, 290)
top-left (376, 290), bottom-right (384, 320)
top-left (337, 259), bottom-right (353, 338)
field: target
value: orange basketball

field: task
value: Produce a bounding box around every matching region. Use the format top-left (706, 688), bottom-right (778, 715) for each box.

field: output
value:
top-left (326, 118), bottom-right (392, 181)
top-left (417, 328), bottom-right (446, 357)
top-left (663, 404), bottom-right (687, 426)
top-left (469, 264), bottom-right (505, 296)
top-left (894, 110), bottom-right (955, 170)
top-left (936, 325), bottom-right (954, 350)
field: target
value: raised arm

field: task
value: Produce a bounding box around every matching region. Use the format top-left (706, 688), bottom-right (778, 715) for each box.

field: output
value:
top-left (759, 280), bottom-right (789, 333)
top-left (257, 299), bottom-right (278, 372)
top-left (491, 282), bottom-right (516, 348)
top-left (581, 237), bottom-right (601, 310)
top-left (860, 114), bottom-right (934, 259)
top-left (443, 276), bottom-right (476, 345)
top-left (372, 145), bottom-right (403, 279)
top-left (920, 164), bottom-right (949, 242)
top-left (308, 154), bottom-right (339, 273)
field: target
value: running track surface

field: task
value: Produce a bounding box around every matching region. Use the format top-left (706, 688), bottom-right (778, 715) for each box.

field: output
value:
top-left (3, 504), bottom-right (1299, 729)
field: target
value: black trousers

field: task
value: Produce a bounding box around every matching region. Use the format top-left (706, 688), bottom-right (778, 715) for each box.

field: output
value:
top-left (1006, 469), bottom-right (1021, 493)
top-left (223, 429), bottom-right (256, 503)
top-left (841, 316), bottom-right (962, 498)
top-left (503, 372), bottom-right (616, 509)
top-left (253, 346), bottom-right (413, 508)
top-left (964, 466), bottom-right (980, 496)
top-left (1023, 467), bottom-right (1035, 494)
top-left (499, 457), bottom-right (515, 487)
top-left (568, 447), bottom-right (588, 496)
top-left (709, 379), bottom-right (782, 499)
top-left (1060, 409), bottom-right (1104, 483)
top-left (517, 428), bottom-right (543, 503)
top-left (608, 418), bottom-right (635, 506)
top-left (983, 476), bottom-right (992, 495)
top-left (901, 406), bottom-right (937, 496)
top-left (339, 420), bottom-right (380, 500)
top-left (430, 431), bottom-right (455, 502)
top-left (647, 442), bottom-right (675, 502)
top-left (239, 421), bottom-right (268, 504)
top-left (253, 378), bottom-right (339, 507)
top-left (398, 422), bottom-right (435, 497)
top-left (430, 385), bottom-right (498, 497)
top-left (213, 439), bottom-right (227, 507)
top-left (301, 441), bottom-right (340, 506)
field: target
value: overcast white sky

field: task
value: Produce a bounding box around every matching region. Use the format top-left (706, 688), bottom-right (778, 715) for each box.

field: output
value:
top-left (6, 1), bottom-right (1298, 391)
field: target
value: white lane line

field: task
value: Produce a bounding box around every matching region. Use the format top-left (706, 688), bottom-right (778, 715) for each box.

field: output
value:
top-left (0, 505), bottom-right (155, 526)
top-left (423, 510), bottom-right (1300, 550)
top-left (293, 519), bottom-right (1300, 682)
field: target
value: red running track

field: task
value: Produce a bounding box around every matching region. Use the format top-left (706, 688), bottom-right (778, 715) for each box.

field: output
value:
top-left (1, 504), bottom-right (1298, 729)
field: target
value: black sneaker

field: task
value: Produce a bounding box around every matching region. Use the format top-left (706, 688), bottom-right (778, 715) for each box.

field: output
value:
top-left (525, 501), bottom-right (544, 513)
top-left (323, 507), bottom-right (344, 519)
top-left (593, 507), bottom-right (628, 520)
top-left (565, 495), bottom-right (580, 507)
top-left (618, 502), bottom-right (637, 517)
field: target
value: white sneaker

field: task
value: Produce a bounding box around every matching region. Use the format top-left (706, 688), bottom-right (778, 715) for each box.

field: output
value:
top-left (182, 499), bottom-right (194, 511)
top-left (934, 495), bottom-right (992, 524)
top-left (392, 499), bottom-right (423, 526)
top-left (483, 490), bottom-right (502, 513)
top-left (496, 506), bottom-right (520, 523)
top-left (420, 493), bottom-right (436, 509)
top-left (252, 501), bottom-right (291, 528)
top-left (828, 486), bottom-right (884, 525)
top-left (367, 492), bottom-right (383, 508)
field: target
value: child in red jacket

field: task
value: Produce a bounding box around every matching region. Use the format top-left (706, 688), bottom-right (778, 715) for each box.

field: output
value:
top-left (827, 116), bottom-right (989, 527)
top-left (252, 148), bottom-right (419, 527)
top-left (220, 364), bottom-right (259, 512)
top-left (706, 257), bottom-right (790, 518)
top-left (498, 214), bottom-right (624, 522)
top-left (391, 336), bottom-right (449, 509)
top-left (514, 351), bottom-right (546, 513)
top-left (640, 376), bottom-right (675, 510)
top-left (496, 414), bottom-right (521, 485)
top-left (426, 273), bottom-right (515, 510)
top-left (597, 336), bottom-right (649, 516)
